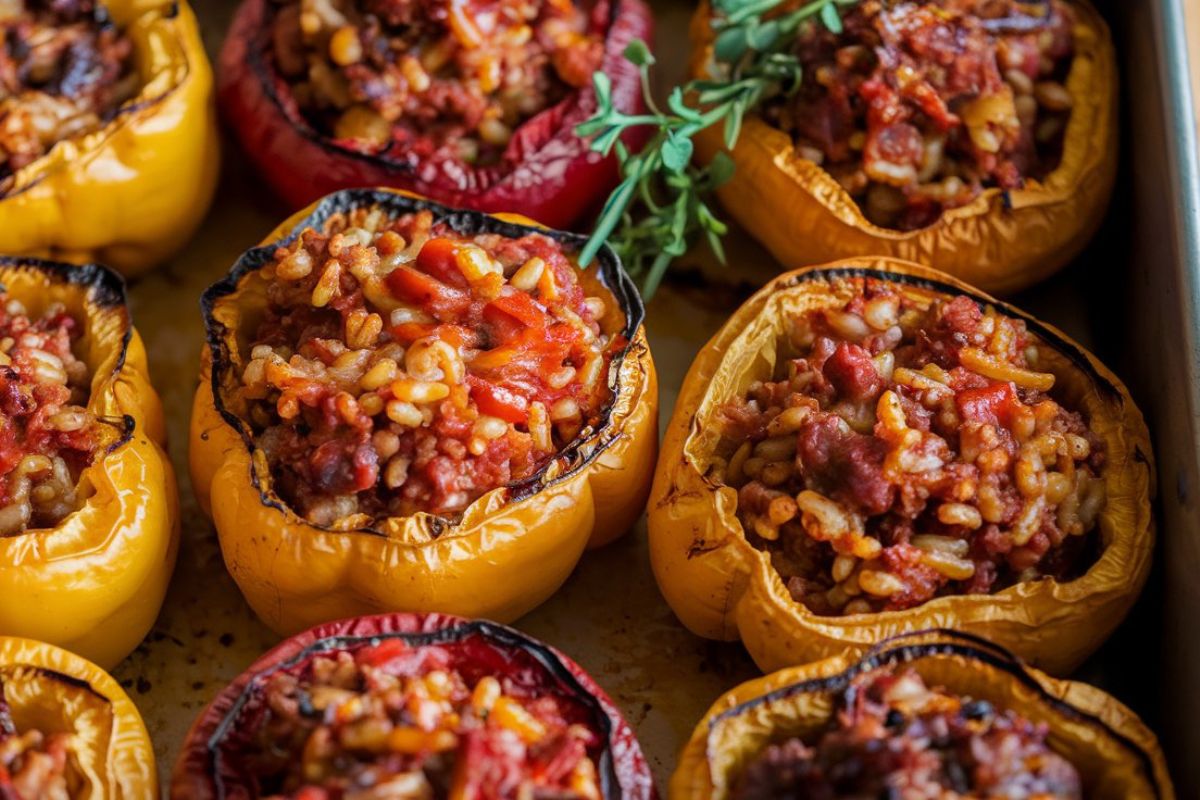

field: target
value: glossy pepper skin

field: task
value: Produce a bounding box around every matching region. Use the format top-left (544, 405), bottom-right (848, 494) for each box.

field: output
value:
top-left (648, 258), bottom-right (1153, 676)
top-left (188, 188), bottom-right (658, 636)
top-left (671, 630), bottom-right (1173, 800)
top-left (0, 0), bottom-right (219, 278)
top-left (0, 259), bottom-right (178, 670)
top-left (688, 0), bottom-right (1116, 295)
top-left (170, 612), bottom-right (657, 800)
top-left (0, 636), bottom-right (158, 798)
top-left (218, 0), bottom-right (651, 228)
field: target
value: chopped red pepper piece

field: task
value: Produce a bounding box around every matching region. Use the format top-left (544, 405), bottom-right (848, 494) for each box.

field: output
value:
top-left (416, 237), bottom-right (468, 287)
top-left (385, 266), bottom-right (472, 319)
top-left (483, 291), bottom-right (551, 335)
top-left (467, 377), bottom-right (530, 424)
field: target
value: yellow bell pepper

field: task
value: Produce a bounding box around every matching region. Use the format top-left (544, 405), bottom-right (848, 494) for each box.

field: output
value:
top-left (189, 188), bottom-right (658, 636)
top-left (672, 630), bottom-right (1174, 799)
top-left (0, 259), bottom-right (178, 669)
top-left (688, 0), bottom-right (1117, 295)
top-left (0, 0), bottom-right (219, 278)
top-left (649, 257), bottom-right (1153, 676)
top-left (0, 635), bottom-right (157, 799)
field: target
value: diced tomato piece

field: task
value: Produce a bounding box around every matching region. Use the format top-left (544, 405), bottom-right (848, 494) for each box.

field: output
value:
top-left (484, 291), bottom-right (551, 333)
top-left (467, 376), bottom-right (529, 424)
top-left (385, 266), bottom-right (471, 319)
top-left (416, 237), bottom-right (468, 287)
top-left (957, 382), bottom-right (1018, 427)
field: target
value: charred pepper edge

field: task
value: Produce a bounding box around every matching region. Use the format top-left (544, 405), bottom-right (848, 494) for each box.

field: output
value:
top-left (704, 627), bottom-right (1167, 798)
top-left (0, 256), bottom-right (137, 455)
top-left (0, 0), bottom-right (188, 202)
top-left (2, 664), bottom-right (108, 700)
top-left (200, 188), bottom-right (646, 537)
top-left (202, 619), bottom-right (623, 800)
top-left (241, 0), bottom-right (626, 176)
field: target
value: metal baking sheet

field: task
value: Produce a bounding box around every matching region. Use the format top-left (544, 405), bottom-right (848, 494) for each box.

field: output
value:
top-left (106, 0), bottom-right (1197, 792)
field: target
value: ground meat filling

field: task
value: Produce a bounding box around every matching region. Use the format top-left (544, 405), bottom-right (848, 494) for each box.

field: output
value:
top-left (234, 207), bottom-right (620, 524)
top-left (762, 0), bottom-right (1076, 230)
top-left (730, 668), bottom-right (1082, 800)
top-left (0, 293), bottom-right (106, 537)
top-left (0, 690), bottom-right (73, 800)
top-left (711, 279), bottom-right (1104, 616)
top-left (237, 639), bottom-right (603, 800)
top-left (270, 0), bottom-right (603, 167)
top-left (0, 0), bottom-right (137, 191)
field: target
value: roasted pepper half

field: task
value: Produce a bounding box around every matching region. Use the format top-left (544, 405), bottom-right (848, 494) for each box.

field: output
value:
top-left (672, 629), bottom-right (1172, 799)
top-left (171, 612), bottom-right (656, 800)
top-left (218, 0), bottom-right (651, 227)
top-left (689, 0), bottom-right (1117, 295)
top-left (189, 188), bottom-right (658, 635)
top-left (0, 258), bottom-right (178, 669)
top-left (0, 0), bottom-right (219, 277)
top-left (648, 257), bottom-right (1153, 675)
top-left (0, 636), bottom-right (157, 799)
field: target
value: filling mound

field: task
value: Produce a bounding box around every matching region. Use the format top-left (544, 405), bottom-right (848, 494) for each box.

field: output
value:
top-left (0, 293), bottom-right (107, 537)
top-left (271, 0), bottom-right (603, 166)
top-left (762, 0), bottom-right (1077, 230)
top-left (233, 637), bottom-right (604, 800)
top-left (233, 207), bottom-right (622, 524)
top-left (731, 667), bottom-right (1082, 799)
top-left (0, 0), bottom-right (137, 191)
top-left (712, 278), bottom-right (1103, 615)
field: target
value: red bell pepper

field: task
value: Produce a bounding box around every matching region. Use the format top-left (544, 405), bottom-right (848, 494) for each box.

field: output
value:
top-left (170, 613), bottom-right (656, 800)
top-left (217, 0), bottom-right (653, 227)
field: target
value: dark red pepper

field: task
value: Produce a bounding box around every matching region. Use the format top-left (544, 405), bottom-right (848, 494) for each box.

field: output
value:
top-left (217, 0), bottom-right (653, 227)
top-left (169, 613), bottom-right (657, 800)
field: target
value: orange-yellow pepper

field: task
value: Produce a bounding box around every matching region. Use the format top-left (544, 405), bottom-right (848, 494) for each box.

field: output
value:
top-left (0, 259), bottom-right (178, 669)
top-left (189, 188), bottom-right (658, 636)
top-left (0, 635), bottom-right (157, 798)
top-left (672, 630), bottom-right (1174, 799)
top-left (688, 0), bottom-right (1117, 295)
top-left (0, 0), bottom-right (219, 278)
top-left (649, 257), bottom-right (1153, 676)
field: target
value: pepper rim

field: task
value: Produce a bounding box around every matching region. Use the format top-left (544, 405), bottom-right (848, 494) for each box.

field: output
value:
top-left (200, 187), bottom-right (646, 536)
top-left (202, 618), bottom-right (623, 800)
top-left (706, 628), bottom-right (1167, 798)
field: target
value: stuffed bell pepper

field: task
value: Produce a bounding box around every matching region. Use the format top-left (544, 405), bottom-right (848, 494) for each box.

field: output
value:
top-left (0, 636), bottom-right (157, 799)
top-left (219, 0), bottom-right (652, 227)
top-left (649, 258), bottom-right (1152, 675)
top-left (0, 258), bottom-right (177, 669)
top-left (0, 0), bottom-right (219, 277)
top-left (189, 188), bottom-right (657, 635)
top-left (171, 612), bottom-right (656, 800)
top-left (690, 0), bottom-right (1117, 294)
top-left (671, 629), bottom-right (1172, 799)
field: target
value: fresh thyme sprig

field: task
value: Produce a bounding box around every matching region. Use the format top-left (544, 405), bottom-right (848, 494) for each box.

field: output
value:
top-left (576, 0), bottom-right (857, 297)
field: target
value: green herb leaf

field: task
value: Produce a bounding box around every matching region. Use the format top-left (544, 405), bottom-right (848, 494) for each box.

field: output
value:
top-left (820, 2), bottom-right (843, 33)
top-left (624, 39), bottom-right (655, 67)
top-left (575, 0), bottom-right (855, 296)
top-left (713, 26), bottom-right (749, 62)
top-left (661, 131), bottom-right (694, 172)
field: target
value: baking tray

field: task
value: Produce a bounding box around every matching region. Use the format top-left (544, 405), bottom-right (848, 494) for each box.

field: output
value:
top-left (106, 0), bottom-right (1199, 793)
